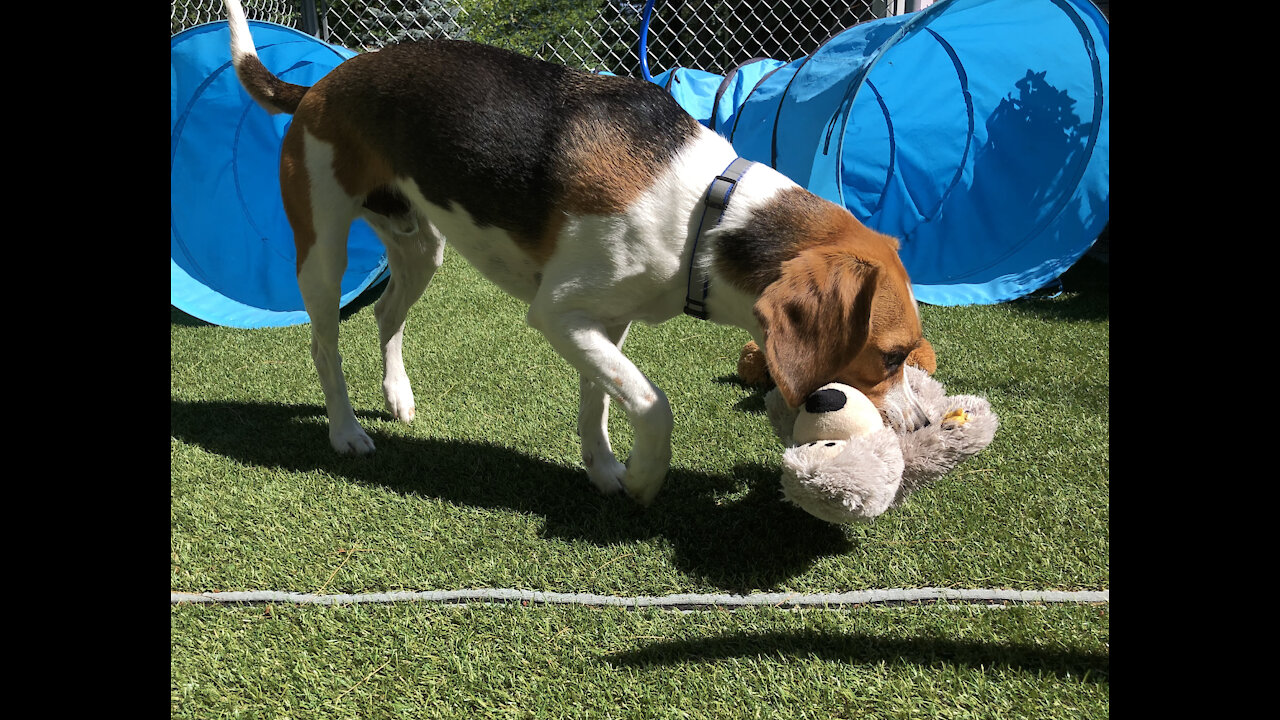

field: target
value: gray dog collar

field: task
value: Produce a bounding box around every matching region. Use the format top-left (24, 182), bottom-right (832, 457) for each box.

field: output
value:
top-left (684, 157), bottom-right (755, 320)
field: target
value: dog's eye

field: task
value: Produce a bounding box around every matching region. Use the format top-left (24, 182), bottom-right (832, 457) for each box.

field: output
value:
top-left (884, 351), bottom-right (908, 371)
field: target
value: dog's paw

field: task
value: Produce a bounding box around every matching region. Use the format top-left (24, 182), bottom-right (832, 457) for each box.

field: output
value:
top-left (622, 455), bottom-right (669, 507)
top-left (330, 425), bottom-right (376, 455)
top-left (583, 450), bottom-right (627, 495)
top-left (382, 378), bottom-right (416, 423)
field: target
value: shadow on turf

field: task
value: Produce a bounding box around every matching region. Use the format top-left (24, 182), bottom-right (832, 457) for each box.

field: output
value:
top-left (170, 399), bottom-right (853, 592)
top-left (1004, 256), bottom-right (1109, 322)
top-left (604, 628), bottom-right (1108, 682)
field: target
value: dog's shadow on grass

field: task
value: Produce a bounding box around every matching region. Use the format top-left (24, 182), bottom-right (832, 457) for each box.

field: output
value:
top-left (602, 628), bottom-right (1108, 683)
top-left (170, 399), bottom-right (852, 591)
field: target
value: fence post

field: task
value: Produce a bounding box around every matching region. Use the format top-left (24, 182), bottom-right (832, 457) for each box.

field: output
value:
top-left (300, 0), bottom-right (320, 36)
top-left (889, 0), bottom-right (935, 13)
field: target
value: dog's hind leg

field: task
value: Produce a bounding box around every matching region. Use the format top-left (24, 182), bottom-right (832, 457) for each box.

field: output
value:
top-left (577, 322), bottom-right (631, 494)
top-left (362, 206), bottom-right (447, 424)
top-left (289, 132), bottom-right (374, 454)
top-left (297, 233), bottom-right (375, 454)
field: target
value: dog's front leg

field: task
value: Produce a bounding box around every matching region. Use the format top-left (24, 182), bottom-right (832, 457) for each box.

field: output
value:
top-left (577, 323), bottom-right (631, 495)
top-left (530, 309), bottom-right (671, 505)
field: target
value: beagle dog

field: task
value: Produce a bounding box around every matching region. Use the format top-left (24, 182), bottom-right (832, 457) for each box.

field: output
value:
top-left (224, 0), bottom-right (932, 505)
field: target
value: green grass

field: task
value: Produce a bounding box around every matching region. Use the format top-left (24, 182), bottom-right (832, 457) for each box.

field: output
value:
top-left (171, 251), bottom-right (1108, 716)
top-left (171, 603), bottom-right (1108, 720)
top-left (462, 0), bottom-right (602, 55)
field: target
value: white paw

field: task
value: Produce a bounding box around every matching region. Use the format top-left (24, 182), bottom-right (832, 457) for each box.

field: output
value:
top-left (583, 450), bottom-right (627, 495)
top-left (622, 455), bottom-right (669, 506)
top-left (330, 424), bottom-right (376, 455)
top-left (383, 379), bottom-right (416, 423)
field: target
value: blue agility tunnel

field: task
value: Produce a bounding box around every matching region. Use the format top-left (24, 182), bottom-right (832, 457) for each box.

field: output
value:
top-left (171, 21), bottom-right (389, 328)
top-left (173, 0), bottom-right (1107, 321)
top-left (650, 0), bottom-right (1109, 305)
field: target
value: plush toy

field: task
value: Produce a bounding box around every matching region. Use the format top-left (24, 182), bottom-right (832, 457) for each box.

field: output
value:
top-left (763, 365), bottom-right (998, 524)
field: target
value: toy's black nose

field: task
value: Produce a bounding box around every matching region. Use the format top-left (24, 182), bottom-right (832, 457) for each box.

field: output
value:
top-left (805, 388), bottom-right (847, 414)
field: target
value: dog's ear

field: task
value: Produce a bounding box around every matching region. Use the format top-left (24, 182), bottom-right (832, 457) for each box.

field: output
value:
top-left (754, 248), bottom-right (877, 408)
top-left (907, 337), bottom-right (937, 374)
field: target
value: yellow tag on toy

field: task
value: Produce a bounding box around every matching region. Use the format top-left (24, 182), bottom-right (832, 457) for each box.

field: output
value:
top-left (942, 408), bottom-right (971, 426)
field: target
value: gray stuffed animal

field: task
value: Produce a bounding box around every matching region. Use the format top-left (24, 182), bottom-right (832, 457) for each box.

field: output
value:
top-left (764, 365), bottom-right (998, 524)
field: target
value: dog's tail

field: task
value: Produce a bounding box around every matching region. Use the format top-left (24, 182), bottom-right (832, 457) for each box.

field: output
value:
top-left (224, 0), bottom-right (309, 115)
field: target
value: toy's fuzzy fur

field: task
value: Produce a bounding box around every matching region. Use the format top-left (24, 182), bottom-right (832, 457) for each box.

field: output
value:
top-left (765, 365), bottom-right (998, 523)
top-left (781, 430), bottom-right (905, 523)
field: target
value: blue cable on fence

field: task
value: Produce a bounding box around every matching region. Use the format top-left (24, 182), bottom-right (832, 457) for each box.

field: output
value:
top-left (639, 0), bottom-right (656, 81)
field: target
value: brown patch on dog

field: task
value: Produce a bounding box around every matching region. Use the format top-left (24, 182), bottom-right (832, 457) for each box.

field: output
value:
top-left (293, 91), bottom-right (397, 203)
top-left (813, 229), bottom-right (927, 409)
top-left (754, 247), bottom-right (879, 408)
top-left (906, 337), bottom-right (937, 374)
top-left (713, 188), bottom-right (871, 295)
top-left (742, 188), bottom-right (926, 408)
top-left (277, 89), bottom-right (404, 271)
top-left (278, 128), bottom-right (316, 272)
top-left (557, 116), bottom-right (660, 216)
top-left (530, 107), bottom-right (688, 266)
top-left (231, 52), bottom-right (309, 115)
top-left (517, 210), bottom-right (568, 267)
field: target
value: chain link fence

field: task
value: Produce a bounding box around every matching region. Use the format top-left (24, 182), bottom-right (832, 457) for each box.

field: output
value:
top-left (172, 0), bottom-right (302, 35)
top-left (172, 1), bottom-right (890, 75)
top-left (630, 0), bottom-right (883, 74)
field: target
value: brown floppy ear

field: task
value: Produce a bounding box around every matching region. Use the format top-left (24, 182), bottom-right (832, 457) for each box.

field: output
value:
top-left (753, 250), bottom-right (878, 408)
top-left (907, 337), bottom-right (937, 374)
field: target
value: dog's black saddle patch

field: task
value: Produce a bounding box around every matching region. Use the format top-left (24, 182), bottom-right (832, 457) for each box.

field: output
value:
top-left (363, 186), bottom-right (411, 217)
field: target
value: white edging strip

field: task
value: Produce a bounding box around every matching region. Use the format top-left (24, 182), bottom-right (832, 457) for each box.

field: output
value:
top-left (172, 588), bottom-right (1108, 608)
